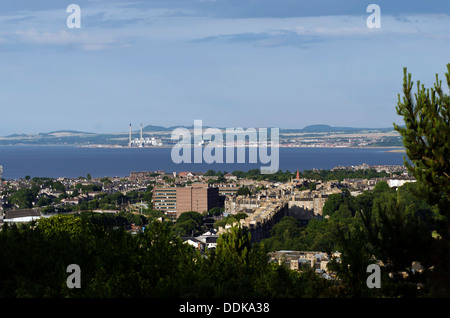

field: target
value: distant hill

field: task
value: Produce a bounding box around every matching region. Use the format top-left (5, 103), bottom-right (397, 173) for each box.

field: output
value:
top-left (40, 130), bottom-right (96, 136)
top-left (281, 124), bottom-right (394, 133)
top-left (303, 124), bottom-right (351, 132)
top-left (5, 133), bottom-right (29, 138)
top-left (141, 124), bottom-right (396, 133)
top-left (142, 124), bottom-right (213, 132)
top-left (0, 123), bottom-right (400, 146)
top-left (142, 125), bottom-right (174, 132)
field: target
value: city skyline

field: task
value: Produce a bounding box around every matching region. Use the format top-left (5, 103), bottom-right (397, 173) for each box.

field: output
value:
top-left (1, 1), bottom-right (450, 135)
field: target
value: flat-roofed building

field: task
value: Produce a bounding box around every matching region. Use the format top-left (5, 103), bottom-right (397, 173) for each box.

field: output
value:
top-left (153, 184), bottom-right (219, 219)
top-left (153, 188), bottom-right (177, 217)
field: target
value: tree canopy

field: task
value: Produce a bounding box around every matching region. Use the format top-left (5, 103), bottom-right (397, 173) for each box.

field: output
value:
top-left (394, 64), bottom-right (450, 297)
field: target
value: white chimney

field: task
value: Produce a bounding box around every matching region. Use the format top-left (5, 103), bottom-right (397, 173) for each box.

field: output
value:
top-left (128, 124), bottom-right (132, 147)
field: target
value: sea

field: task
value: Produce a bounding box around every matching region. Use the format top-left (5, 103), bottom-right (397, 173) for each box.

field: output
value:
top-left (0, 146), bottom-right (406, 180)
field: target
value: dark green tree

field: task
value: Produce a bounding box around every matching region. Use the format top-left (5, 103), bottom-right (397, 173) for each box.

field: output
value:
top-left (323, 189), bottom-right (358, 218)
top-left (52, 181), bottom-right (66, 193)
top-left (175, 211), bottom-right (204, 236)
top-left (359, 190), bottom-right (433, 291)
top-left (207, 225), bottom-right (269, 297)
top-left (236, 186), bottom-right (251, 196)
top-left (8, 188), bottom-right (35, 209)
top-left (394, 65), bottom-right (450, 219)
top-left (394, 65), bottom-right (450, 296)
top-left (36, 196), bottom-right (52, 207)
top-left (328, 220), bottom-right (378, 298)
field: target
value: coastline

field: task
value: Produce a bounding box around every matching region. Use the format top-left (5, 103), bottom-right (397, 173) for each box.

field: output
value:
top-left (0, 144), bottom-right (406, 152)
top-left (383, 148), bottom-right (406, 153)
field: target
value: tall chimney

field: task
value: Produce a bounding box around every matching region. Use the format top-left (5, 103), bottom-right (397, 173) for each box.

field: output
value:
top-left (140, 123), bottom-right (143, 144)
top-left (129, 124), bottom-right (132, 147)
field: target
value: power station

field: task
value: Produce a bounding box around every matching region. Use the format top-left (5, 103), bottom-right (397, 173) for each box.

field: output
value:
top-left (128, 124), bottom-right (162, 147)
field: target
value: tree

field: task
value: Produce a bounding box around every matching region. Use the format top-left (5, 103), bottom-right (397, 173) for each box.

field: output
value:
top-left (206, 206), bottom-right (223, 217)
top-left (100, 177), bottom-right (112, 184)
top-left (207, 225), bottom-right (269, 297)
top-left (394, 65), bottom-right (450, 218)
top-left (177, 211), bottom-right (203, 225)
top-left (394, 65), bottom-right (450, 296)
top-left (269, 216), bottom-right (301, 240)
top-left (363, 189), bottom-right (433, 269)
top-left (175, 211), bottom-right (204, 236)
top-left (328, 221), bottom-right (378, 298)
top-left (236, 186), bottom-right (251, 196)
top-left (36, 196), bottom-right (52, 207)
top-left (52, 181), bottom-right (66, 193)
top-left (9, 188), bottom-right (35, 209)
top-left (373, 180), bottom-right (390, 193)
top-left (323, 189), bottom-right (358, 218)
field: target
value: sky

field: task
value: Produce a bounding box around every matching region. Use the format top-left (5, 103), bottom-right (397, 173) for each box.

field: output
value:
top-left (1, 0), bottom-right (450, 135)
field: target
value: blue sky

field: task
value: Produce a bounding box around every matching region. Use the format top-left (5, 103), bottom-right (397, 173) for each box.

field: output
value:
top-left (1, 0), bottom-right (450, 135)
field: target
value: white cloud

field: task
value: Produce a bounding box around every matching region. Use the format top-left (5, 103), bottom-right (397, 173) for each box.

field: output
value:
top-left (13, 28), bottom-right (130, 50)
top-left (3, 5), bottom-right (450, 52)
top-left (187, 14), bottom-right (450, 48)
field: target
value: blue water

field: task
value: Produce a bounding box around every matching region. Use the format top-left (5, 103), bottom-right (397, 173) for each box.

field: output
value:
top-left (0, 146), bottom-right (406, 179)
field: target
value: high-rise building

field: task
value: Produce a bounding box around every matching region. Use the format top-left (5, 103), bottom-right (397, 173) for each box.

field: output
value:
top-left (153, 184), bottom-right (219, 219)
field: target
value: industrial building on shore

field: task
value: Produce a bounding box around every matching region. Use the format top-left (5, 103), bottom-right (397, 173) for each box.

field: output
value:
top-left (128, 123), bottom-right (163, 147)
